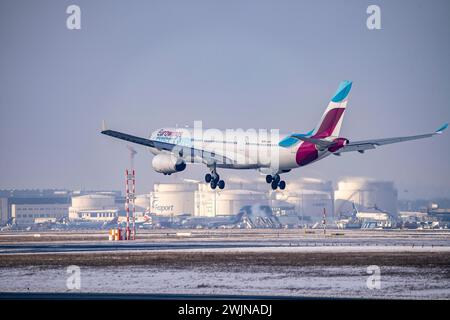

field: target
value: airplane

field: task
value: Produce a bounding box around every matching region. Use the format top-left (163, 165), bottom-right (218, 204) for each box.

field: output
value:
top-left (101, 80), bottom-right (447, 190)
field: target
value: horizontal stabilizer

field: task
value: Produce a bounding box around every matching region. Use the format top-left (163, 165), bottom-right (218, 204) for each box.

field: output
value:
top-left (278, 129), bottom-right (314, 148)
top-left (289, 134), bottom-right (333, 150)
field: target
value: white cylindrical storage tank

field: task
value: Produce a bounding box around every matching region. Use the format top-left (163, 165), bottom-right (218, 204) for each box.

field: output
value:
top-left (285, 178), bottom-right (333, 193)
top-left (334, 177), bottom-right (398, 216)
top-left (195, 185), bottom-right (268, 217)
top-left (135, 194), bottom-right (150, 214)
top-left (225, 176), bottom-right (252, 190)
top-left (274, 190), bottom-right (333, 221)
top-left (69, 194), bottom-right (117, 220)
top-left (273, 178), bottom-right (334, 221)
top-left (216, 190), bottom-right (268, 216)
top-left (150, 183), bottom-right (197, 216)
top-left (71, 194), bottom-right (115, 209)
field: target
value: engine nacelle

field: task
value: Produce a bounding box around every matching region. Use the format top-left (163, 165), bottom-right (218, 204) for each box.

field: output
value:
top-left (151, 154), bottom-right (186, 174)
top-left (328, 137), bottom-right (349, 153)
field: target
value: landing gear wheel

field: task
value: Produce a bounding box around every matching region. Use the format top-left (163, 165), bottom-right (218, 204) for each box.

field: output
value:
top-left (211, 173), bottom-right (219, 183)
top-left (271, 181), bottom-right (278, 190)
top-left (218, 180), bottom-right (225, 189)
top-left (273, 174), bottom-right (281, 184)
top-left (210, 180), bottom-right (217, 189)
top-left (266, 175), bottom-right (273, 184)
top-left (205, 173), bottom-right (212, 183)
top-left (279, 180), bottom-right (286, 190)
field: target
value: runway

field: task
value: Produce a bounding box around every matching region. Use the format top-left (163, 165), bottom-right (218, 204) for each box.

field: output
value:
top-left (0, 229), bottom-right (449, 254)
top-left (1, 230), bottom-right (449, 299)
top-left (1, 240), bottom-right (449, 255)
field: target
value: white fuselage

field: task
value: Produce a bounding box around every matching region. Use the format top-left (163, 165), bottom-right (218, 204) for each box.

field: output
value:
top-left (148, 127), bottom-right (332, 173)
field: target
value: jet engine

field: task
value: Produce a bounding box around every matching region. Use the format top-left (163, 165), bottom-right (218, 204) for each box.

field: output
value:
top-left (328, 137), bottom-right (349, 153)
top-left (151, 154), bottom-right (186, 174)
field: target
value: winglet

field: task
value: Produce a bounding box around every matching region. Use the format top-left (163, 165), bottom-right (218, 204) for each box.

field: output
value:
top-left (436, 123), bottom-right (448, 134)
top-left (101, 120), bottom-right (107, 132)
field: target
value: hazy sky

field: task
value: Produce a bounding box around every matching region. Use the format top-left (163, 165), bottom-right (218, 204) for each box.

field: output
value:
top-left (1, 0), bottom-right (449, 199)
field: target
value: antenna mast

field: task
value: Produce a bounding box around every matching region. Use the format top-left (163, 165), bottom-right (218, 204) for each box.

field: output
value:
top-left (125, 146), bottom-right (137, 240)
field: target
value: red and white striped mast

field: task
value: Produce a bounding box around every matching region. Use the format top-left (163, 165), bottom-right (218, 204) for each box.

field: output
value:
top-left (126, 145), bottom-right (137, 240)
top-left (125, 169), bottom-right (131, 240)
top-left (132, 168), bottom-right (136, 240)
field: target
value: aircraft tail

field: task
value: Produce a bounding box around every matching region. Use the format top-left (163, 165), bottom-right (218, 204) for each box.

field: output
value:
top-left (313, 80), bottom-right (352, 138)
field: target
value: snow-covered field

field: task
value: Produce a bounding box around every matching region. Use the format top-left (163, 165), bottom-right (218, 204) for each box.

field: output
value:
top-left (1, 264), bottom-right (448, 299)
top-left (157, 245), bottom-right (450, 253)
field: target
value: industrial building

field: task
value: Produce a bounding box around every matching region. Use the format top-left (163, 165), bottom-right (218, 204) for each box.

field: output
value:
top-left (274, 178), bottom-right (334, 222)
top-left (150, 183), bottom-right (196, 216)
top-left (0, 189), bottom-right (71, 226)
top-left (0, 189), bottom-right (122, 226)
top-left (334, 177), bottom-right (398, 217)
top-left (135, 194), bottom-right (151, 214)
top-left (145, 177), bottom-right (334, 223)
top-left (195, 184), bottom-right (268, 217)
top-left (68, 194), bottom-right (119, 222)
top-left (11, 204), bottom-right (69, 225)
top-left (0, 177), bottom-right (410, 230)
top-left (0, 198), bottom-right (7, 225)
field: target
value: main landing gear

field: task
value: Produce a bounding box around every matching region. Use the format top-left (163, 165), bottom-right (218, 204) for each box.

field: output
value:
top-left (205, 169), bottom-right (225, 190)
top-left (266, 174), bottom-right (286, 190)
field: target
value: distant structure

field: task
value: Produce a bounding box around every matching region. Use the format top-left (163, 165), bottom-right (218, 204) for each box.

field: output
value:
top-left (0, 177), bottom-right (408, 229)
top-left (147, 177), bottom-right (333, 222)
top-left (195, 184), bottom-right (268, 217)
top-left (272, 178), bottom-right (334, 222)
top-left (334, 177), bottom-right (398, 217)
top-left (69, 194), bottom-right (118, 222)
top-left (0, 189), bottom-right (71, 226)
top-left (336, 202), bottom-right (397, 229)
top-left (125, 145), bottom-right (137, 240)
top-left (0, 198), bottom-right (8, 225)
top-left (11, 203), bottom-right (69, 226)
top-left (427, 205), bottom-right (450, 223)
top-left (134, 194), bottom-right (151, 215)
top-left (150, 183), bottom-right (197, 216)
top-left (0, 189), bottom-right (119, 228)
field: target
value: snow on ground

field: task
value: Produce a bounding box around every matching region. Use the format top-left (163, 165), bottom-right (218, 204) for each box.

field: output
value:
top-left (156, 245), bottom-right (450, 254)
top-left (1, 264), bottom-right (448, 299)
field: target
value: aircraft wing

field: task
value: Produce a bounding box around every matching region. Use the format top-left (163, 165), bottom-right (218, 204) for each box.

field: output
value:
top-left (338, 123), bottom-right (448, 153)
top-left (101, 129), bottom-right (235, 165)
top-left (286, 124), bottom-right (447, 153)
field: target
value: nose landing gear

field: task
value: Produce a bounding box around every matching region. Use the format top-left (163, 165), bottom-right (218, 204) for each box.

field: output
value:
top-left (266, 174), bottom-right (286, 190)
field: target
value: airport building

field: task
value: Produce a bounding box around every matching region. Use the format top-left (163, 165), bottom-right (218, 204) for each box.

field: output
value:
top-left (11, 203), bottom-right (69, 225)
top-left (334, 177), bottom-right (398, 217)
top-left (0, 189), bottom-right (122, 226)
top-left (69, 194), bottom-right (118, 222)
top-left (0, 189), bottom-right (71, 226)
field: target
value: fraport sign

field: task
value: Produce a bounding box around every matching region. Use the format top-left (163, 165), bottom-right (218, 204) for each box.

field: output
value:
top-left (151, 199), bottom-right (174, 213)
